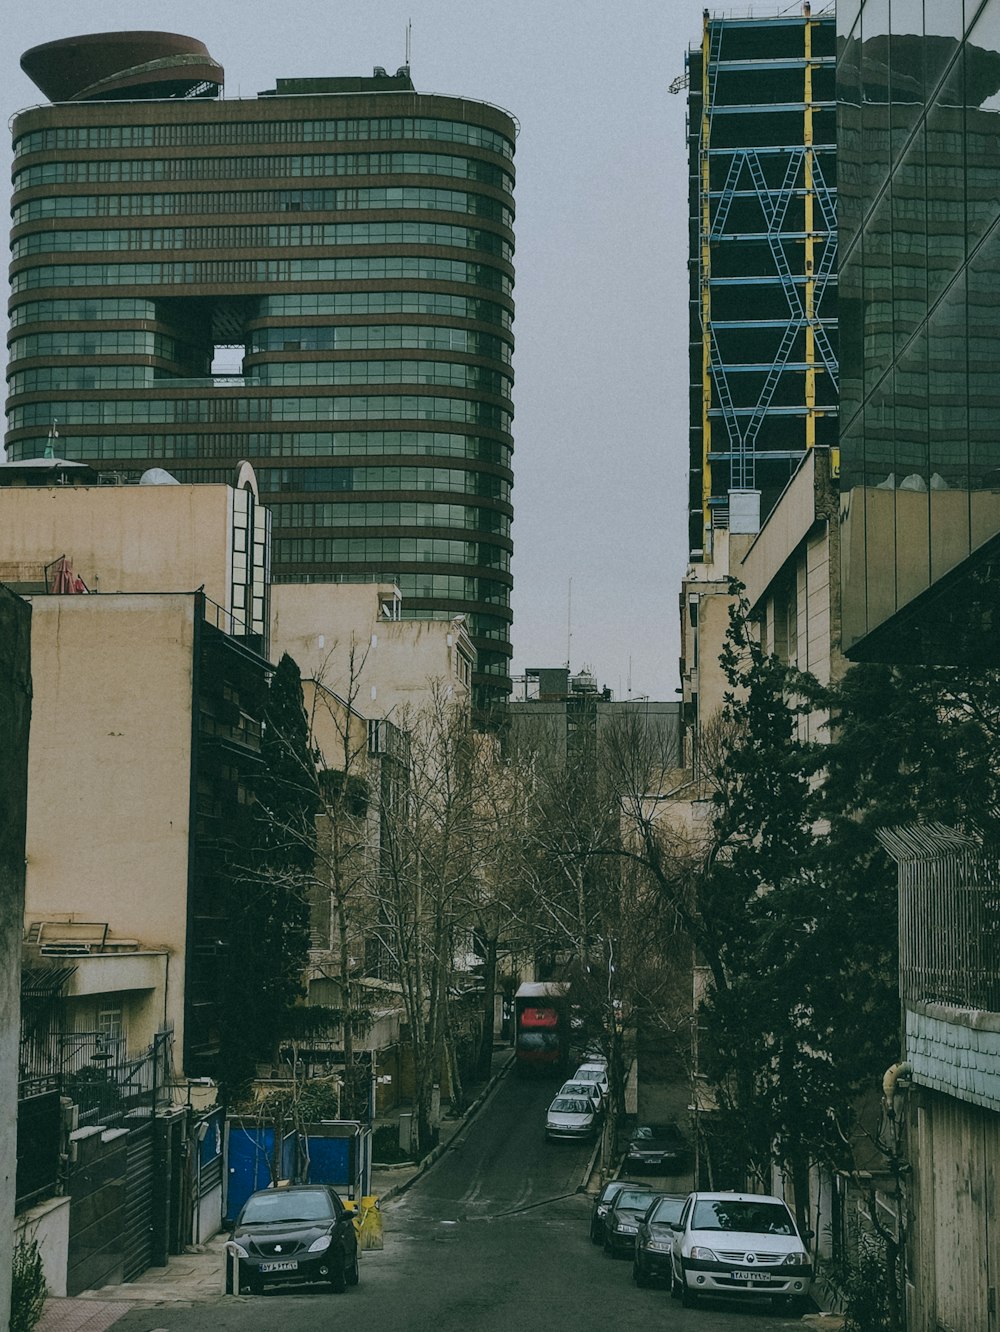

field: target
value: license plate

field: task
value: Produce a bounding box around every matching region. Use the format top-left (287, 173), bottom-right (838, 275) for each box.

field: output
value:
top-left (731, 1270), bottom-right (772, 1282)
top-left (260, 1259), bottom-right (298, 1273)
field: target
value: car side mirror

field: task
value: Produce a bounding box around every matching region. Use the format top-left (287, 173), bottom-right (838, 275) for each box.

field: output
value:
top-left (803, 1228), bottom-right (815, 1241)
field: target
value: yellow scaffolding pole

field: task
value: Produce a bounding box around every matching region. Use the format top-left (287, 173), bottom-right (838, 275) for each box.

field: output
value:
top-left (803, 14), bottom-right (816, 451)
top-left (700, 14), bottom-right (713, 549)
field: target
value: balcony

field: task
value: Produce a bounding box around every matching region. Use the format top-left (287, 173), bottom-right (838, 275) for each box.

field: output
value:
top-left (880, 823), bottom-right (1000, 1113)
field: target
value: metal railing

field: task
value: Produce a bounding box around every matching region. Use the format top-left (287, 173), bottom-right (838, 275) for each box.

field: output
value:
top-left (880, 824), bottom-right (1000, 1013)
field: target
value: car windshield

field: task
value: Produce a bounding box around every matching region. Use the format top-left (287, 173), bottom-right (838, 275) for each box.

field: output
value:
top-left (600, 1181), bottom-right (627, 1204)
top-left (650, 1197), bottom-right (685, 1224)
top-left (561, 1084), bottom-right (592, 1097)
top-left (575, 1068), bottom-right (604, 1083)
top-left (517, 1031), bottom-right (558, 1051)
top-left (241, 1190), bottom-right (335, 1224)
top-left (632, 1126), bottom-right (654, 1140)
top-left (551, 1097), bottom-right (590, 1114)
top-left (691, 1200), bottom-right (795, 1235)
top-left (617, 1189), bottom-right (656, 1210)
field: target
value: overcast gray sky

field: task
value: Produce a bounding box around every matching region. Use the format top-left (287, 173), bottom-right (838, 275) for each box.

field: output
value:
top-left (3, 0), bottom-right (725, 700)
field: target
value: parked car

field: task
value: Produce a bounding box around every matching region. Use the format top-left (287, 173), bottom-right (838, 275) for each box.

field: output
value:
top-left (669, 1191), bottom-right (813, 1312)
top-left (572, 1062), bottom-right (610, 1105)
top-left (559, 1080), bottom-right (604, 1116)
top-left (545, 1093), bottom-right (598, 1140)
top-left (225, 1183), bottom-right (360, 1294)
top-left (603, 1185), bottom-right (659, 1257)
top-left (624, 1122), bottom-right (687, 1173)
top-left (590, 1178), bottom-right (645, 1244)
top-left (633, 1193), bottom-right (687, 1286)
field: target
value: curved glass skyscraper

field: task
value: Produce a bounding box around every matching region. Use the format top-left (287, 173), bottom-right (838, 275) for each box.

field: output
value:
top-left (7, 32), bottom-right (516, 709)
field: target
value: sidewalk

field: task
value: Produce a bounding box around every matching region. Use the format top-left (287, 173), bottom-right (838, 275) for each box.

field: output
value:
top-left (34, 1046), bottom-right (516, 1329)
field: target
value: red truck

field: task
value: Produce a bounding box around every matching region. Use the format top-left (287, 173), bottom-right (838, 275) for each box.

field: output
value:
top-left (513, 981), bottom-right (571, 1074)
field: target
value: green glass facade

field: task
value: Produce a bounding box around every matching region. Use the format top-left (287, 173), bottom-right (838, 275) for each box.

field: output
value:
top-left (6, 52), bottom-right (515, 708)
top-left (838, 0), bottom-right (1000, 662)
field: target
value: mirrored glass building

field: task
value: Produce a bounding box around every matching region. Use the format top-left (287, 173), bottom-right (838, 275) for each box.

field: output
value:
top-left (838, 1), bottom-right (1000, 662)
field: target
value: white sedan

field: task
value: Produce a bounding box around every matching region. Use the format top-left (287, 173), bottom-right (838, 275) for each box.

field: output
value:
top-left (572, 1062), bottom-right (610, 1105)
top-left (558, 1080), bottom-right (604, 1116)
top-left (545, 1094), bottom-right (598, 1140)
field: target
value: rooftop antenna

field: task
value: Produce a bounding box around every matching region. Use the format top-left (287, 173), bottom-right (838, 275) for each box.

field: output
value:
top-left (406, 19), bottom-right (412, 68)
top-left (566, 577), bottom-right (573, 670)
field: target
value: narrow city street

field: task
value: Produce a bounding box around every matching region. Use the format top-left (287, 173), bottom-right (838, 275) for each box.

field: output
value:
top-left (109, 1070), bottom-right (812, 1332)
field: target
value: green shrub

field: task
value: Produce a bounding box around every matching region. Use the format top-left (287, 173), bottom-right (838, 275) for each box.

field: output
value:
top-left (839, 1234), bottom-right (896, 1332)
top-left (10, 1235), bottom-right (46, 1332)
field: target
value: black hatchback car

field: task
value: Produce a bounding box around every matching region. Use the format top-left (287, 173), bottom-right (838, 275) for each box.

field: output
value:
top-left (624, 1123), bottom-right (687, 1174)
top-left (633, 1192), bottom-right (687, 1286)
top-left (225, 1183), bottom-right (360, 1294)
top-left (589, 1179), bottom-right (646, 1245)
top-left (603, 1185), bottom-right (660, 1257)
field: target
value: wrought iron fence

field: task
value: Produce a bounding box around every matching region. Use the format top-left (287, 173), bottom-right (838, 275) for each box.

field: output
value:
top-left (880, 824), bottom-right (1000, 1013)
top-left (56, 1030), bottom-right (173, 1129)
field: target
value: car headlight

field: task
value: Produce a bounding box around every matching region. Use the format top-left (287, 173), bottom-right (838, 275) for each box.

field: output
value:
top-left (597, 1205), bottom-right (609, 1217)
top-left (786, 1251), bottom-right (808, 1266)
top-left (546, 1121), bottom-right (557, 1130)
top-left (689, 1246), bottom-right (719, 1260)
top-left (646, 1239), bottom-right (672, 1252)
top-left (307, 1234), bottom-right (332, 1253)
top-left (225, 1241), bottom-right (249, 1259)
top-left (617, 1223), bottom-right (638, 1235)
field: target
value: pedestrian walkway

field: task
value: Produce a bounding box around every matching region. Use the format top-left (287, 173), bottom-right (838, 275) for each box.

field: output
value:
top-left (33, 1046), bottom-right (516, 1326)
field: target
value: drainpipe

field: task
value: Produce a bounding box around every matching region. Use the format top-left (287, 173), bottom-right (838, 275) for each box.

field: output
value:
top-left (882, 1061), bottom-right (912, 1118)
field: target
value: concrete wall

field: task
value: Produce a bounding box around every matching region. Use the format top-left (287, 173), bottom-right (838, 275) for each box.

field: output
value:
top-left (739, 449), bottom-right (846, 743)
top-left (270, 582), bottom-right (474, 719)
top-left (23, 594), bottom-right (196, 1053)
top-left (0, 483), bottom-right (236, 610)
top-left (15, 1196), bottom-right (71, 1299)
top-left (0, 588), bottom-right (31, 1332)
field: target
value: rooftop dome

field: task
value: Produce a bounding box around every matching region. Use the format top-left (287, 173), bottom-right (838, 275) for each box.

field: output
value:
top-left (21, 31), bottom-right (223, 102)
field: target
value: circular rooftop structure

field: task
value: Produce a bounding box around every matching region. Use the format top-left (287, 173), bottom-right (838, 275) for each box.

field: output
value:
top-left (21, 31), bottom-right (223, 102)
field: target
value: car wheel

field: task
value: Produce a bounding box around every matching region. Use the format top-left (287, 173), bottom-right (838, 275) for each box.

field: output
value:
top-left (603, 1235), bottom-right (614, 1258)
top-left (680, 1277), bottom-right (698, 1308)
top-left (328, 1249), bottom-right (347, 1294)
top-left (590, 1220), bottom-right (602, 1245)
top-left (346, 1247), bottom-right (360, 1287)
top-left (669, 1265), bottom-right (681, 1301)
top-left (633, 1254), bottom-right (650, 1288)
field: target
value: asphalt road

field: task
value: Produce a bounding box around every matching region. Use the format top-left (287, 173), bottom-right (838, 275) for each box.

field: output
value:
top-left (114, 1069), bottom-right (811, 1332)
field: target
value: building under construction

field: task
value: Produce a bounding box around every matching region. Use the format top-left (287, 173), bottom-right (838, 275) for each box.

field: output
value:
top-left (686, 7), bottom-right (837, 561)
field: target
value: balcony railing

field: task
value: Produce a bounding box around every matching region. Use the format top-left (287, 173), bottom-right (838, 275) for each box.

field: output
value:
top-left (880, 824), bottom-right (1000, 1013)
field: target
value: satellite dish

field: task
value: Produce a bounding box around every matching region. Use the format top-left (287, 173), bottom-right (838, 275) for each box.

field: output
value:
top-left (139, 467), bottom-right (181, 485)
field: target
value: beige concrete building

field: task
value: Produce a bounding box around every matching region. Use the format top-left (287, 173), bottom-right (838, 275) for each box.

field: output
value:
top-left (270, 580), bottom-right (475, 723)
top-left (0, 462), bottom-right (272, 1079)
top-left (739, 446), bottom-right (846, 742)
top-left (1, 586), bottom-right (31, 1331)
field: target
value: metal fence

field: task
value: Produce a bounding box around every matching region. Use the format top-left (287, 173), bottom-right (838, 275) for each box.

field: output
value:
top-left (880, 824), bottom-right (1000, 1013)
top-left (31, 1030), bottom-right (175, 1129)
top-left (16, 1075), bottom-right (62, 1212)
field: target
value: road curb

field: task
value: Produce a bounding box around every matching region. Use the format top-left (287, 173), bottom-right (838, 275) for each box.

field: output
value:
top-left (377, 1052), bottom-right (516, 1204)
top-left (578, 1134), bottom-right (605, 1192)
